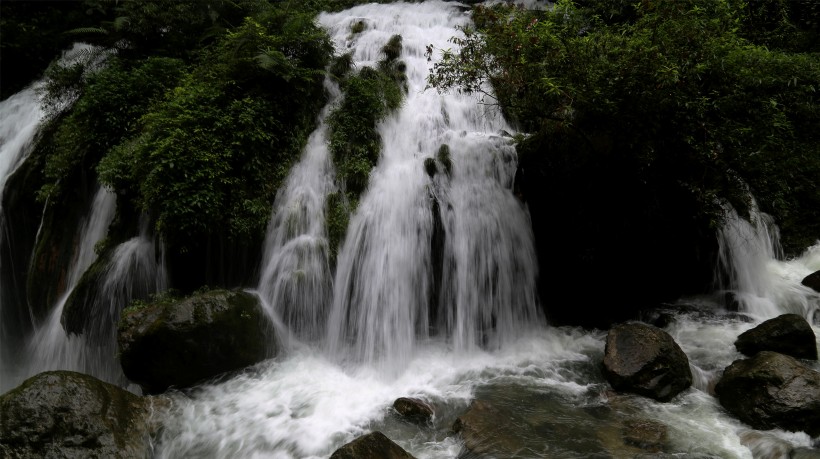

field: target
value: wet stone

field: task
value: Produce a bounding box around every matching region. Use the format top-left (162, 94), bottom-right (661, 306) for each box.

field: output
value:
top-left (393, 397), bottom-right (434, 425)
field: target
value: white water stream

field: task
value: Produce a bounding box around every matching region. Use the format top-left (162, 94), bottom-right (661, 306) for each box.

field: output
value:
top-left (0, 84), bottom-right (44, 378)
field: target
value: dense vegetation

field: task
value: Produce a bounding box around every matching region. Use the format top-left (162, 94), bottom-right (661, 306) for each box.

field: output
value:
top-left (429, 0), bottom-right (820, 325)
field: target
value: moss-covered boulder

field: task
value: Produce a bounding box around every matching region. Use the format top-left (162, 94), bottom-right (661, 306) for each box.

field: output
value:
top-left (0, 371), bottom-right (159, 458)
top-left (117, 289), bottom-right (273, 394)
top-left (715, 351), bottom-right (820, 436)
top-left (602, 322), bottom-right (693, 402)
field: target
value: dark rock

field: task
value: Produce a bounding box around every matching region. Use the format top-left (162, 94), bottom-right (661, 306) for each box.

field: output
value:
top-left (602, 322), bottom-right (693, 402)
top-left (330, 431), bottom-right (415, 459)
top-left (802, 270), bottom-right (820, 293)
top-left (715, 351), bottom-right (820, 436)
top-left (118, 289), bottom-right (273, 394)
top-left (734, 313), bottom-right (818, 360)
top-left (0, 371), bottom-right (158, 458)
top-left (393, 397), bottom-right (434, 425)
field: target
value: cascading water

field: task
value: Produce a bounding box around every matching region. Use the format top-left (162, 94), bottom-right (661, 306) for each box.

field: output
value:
top-left (715, 199), bottom-right (820, 320)
top-left (0, 84), bottom-right (45, 378)
top-left (324, 1), bottom-right (542, 367)
top-left (0, 42), bottom-right (113, 389)
top-left (139, 3), bottom-right (820, 458)
top-left (3, 186), bottom-right (116, 392)
top-left (256, 78), bottom-right (340, 343)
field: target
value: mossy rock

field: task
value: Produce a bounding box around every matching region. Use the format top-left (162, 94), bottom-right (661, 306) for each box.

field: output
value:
top-left (117, 289), bottom-right (273, 394)
top-left (0, 371), bottom-right (158, 458)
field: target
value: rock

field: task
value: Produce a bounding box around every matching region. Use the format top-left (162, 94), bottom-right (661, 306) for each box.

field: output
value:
top-left (715, 351), bottom-right (820, 436)
top-left (622, 419), bottom-right (667, 453)
top-left (738, 431), bottom-right (800, 459)
top-left (453, 399), bottom-right (532, 456)
top-left (792, 447), bottom-right (820, 459)
top-left (330, 432), bottom-right (415, 459)
top-left (118, 288), bottom-right (273, 394)
top-left (602, 322), bottom-right (693, 402)
top-left (393, 397), bottom-right (434, 425)
top-left (0, 371), bottom-right (159, 458)
top-left (735, 313), bottom-right (818, 360)
top-left (802, 270), bottom-right (820, 293)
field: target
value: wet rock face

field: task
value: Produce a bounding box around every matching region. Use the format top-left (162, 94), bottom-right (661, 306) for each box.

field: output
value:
top-left (802, 270), bottom-right (820, 293)
top-left (0, 371), bottom-right (155, 459)
top-left (735, 313), bottom-right (818, 360)
top-left (329, 431), bottom-right (415, 459)
top-left (715, 351), bottom-right (820, 436)
top-left (393, 397), bottom-right (434, 425)
top-left (602, 322), bottom-right (693, 402)
top-left (118, 289), bottom-right (273, 394)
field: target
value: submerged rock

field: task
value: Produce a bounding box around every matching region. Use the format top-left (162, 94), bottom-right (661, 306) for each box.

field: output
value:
top-left (330, 431), bottom-right (415, 459)
top-left (393, 397), bottom-right (434, 425)
top-left (715, 351), bottom-right (820, 436)
top-left (602, 322), bottom-right (693, 402)
top-left (622, 419), bottom-right (667, 453)
top-left (0, 371), bottom-right (159, 458)
top-left (735, 313), bottom-right (818, 360)
top-left (118, 289), bottom-right (273, 394)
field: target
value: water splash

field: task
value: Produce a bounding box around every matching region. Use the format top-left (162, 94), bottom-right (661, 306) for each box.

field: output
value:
top-left (0, 84), bottom-right (45, 377)
top-left (716, 200), bottom-right (820, 320)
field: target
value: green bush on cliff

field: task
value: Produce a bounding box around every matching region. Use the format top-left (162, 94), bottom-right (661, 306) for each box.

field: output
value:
top-left (94, 10), bottom-right (332, 252)
top-left (429, 0), bottom-right (820, 255)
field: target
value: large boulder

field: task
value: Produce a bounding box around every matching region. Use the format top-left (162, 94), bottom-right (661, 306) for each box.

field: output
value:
top-left (0, 371), bottom-right (160, 458)
top-left (734, 313), bottom-right (818, 360)
top-left (330, 432), bottom-right (415, 459)
top-left (118, 289), bottom-right (273, 394)
top-left (802, 270), bottom-right (820, 293)
top-left (602, 322), bottom-right (693, 402)
top-left (715, 351), bottom-right (820, 436)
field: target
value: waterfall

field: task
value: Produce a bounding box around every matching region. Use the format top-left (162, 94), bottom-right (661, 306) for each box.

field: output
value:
top-left (716, 199), bottom-right (820, 320)
top-left (322, 1), bottom-right (542, 366)
top-left (0, 85), bottom-right (45, 377)
top-left (256, 78), bottom-right (340, 343)
top-left (154, 4), bottom-right (818, 458)
top-left (0, 42), bottom-right (112, 388)
top-left (3, 186), bottom-right (116, 392)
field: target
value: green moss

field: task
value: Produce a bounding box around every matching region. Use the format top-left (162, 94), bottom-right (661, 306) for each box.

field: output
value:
top-left (326, 192), bottom-right (356, 265)
top-left (350, 20), bottom-right (366, 35)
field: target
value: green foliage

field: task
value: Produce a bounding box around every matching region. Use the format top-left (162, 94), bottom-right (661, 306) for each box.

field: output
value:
top-left (39, 57), bottom-right (186, 202)
top-left (328, 36), bottom-right (406, 196)
top-left (95, 8), bottom-right (331, 252)
top-left (429, 0), bottom-right (820, 254)
top-left (325, 192), bottom-right (354, 265)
